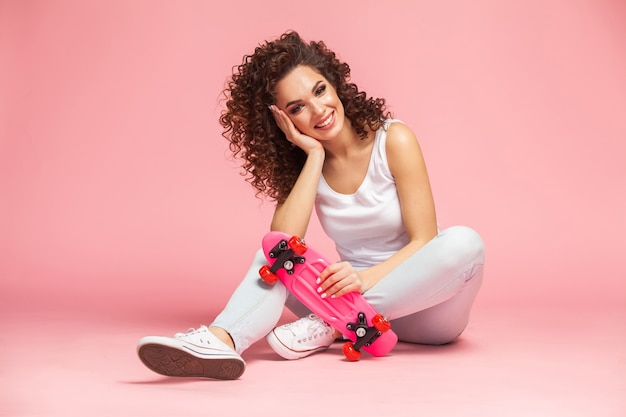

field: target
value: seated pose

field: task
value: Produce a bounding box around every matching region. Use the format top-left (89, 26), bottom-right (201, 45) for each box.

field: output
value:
top-left (137, 31), bottom-right (485, 380)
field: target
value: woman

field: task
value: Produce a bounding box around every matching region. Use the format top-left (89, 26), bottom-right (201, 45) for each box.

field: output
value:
top-left (137, 31), bottom-right (485, 380)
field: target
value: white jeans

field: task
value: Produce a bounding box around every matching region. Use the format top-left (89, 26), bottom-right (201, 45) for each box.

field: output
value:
top-left (211, 225), bottom-right (485, 354)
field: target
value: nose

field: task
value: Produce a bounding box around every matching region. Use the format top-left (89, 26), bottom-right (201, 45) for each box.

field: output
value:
top-left (310, 99), bottom-right (324, 115)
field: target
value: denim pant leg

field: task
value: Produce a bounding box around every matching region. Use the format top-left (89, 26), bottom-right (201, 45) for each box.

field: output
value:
top-left (362, 225), bottom-right (485, 344)
top-left (210, 249), bottom-right (288, 354)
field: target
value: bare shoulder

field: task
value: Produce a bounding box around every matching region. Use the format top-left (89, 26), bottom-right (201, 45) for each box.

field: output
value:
top-left (387, 120), bottom-right (414, 137)
top-left (385, 121), bottom-right (423, 158)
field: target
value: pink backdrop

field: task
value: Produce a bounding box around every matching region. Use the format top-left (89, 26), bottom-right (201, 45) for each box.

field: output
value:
top-left (1, 0), bottom-right (625, 320)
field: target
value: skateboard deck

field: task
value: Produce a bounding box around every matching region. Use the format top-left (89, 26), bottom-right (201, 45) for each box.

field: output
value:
top-left (260, 231), bottom-right (397, 361)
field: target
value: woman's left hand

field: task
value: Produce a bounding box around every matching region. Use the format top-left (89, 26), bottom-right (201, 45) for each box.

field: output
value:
top-left (317, 261), bottom-right (364, 298)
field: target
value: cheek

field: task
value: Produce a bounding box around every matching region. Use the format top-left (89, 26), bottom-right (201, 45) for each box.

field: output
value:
top-left (327, 94), bottom-right (343, 112)
top-left (290, 115), bottom-right (311, 131)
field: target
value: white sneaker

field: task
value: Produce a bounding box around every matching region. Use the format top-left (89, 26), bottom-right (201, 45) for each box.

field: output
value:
top-left (137, 326), bottom-right (245, 380)
top-left (266, 314), bottom-right (336, 360)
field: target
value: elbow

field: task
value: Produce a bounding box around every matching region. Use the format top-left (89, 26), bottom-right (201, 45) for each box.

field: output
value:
top-left (269, 221), bottom-right (307, 239)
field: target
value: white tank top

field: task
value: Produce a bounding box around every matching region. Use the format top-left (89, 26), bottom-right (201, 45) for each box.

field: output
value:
top-left (315, 120), bottom-right (409, 268)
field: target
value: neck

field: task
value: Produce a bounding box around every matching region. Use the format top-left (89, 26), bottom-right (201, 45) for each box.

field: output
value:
top-left (322, 120), bottom-right (366, 159)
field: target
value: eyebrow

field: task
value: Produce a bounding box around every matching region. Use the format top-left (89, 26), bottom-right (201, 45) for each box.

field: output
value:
top-left (285, 80), bottom-right (324, 109)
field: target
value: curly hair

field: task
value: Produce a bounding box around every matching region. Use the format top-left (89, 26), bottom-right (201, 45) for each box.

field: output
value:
top-left (219, 31), bottom-right (391, 204)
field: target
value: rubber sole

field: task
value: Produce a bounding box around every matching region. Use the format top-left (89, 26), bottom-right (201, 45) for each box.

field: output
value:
top-left (138, 344), bottom-right (245, 380)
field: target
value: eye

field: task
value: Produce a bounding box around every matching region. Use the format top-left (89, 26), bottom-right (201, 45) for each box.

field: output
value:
top-left (315, 85), bottom-right (327, 96)
top-left (289, 104), bottom-right (304, 115)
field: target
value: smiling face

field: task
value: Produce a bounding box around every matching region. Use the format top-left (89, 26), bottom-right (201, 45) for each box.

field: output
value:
top-left (273, 65), bottom-right (347, 141)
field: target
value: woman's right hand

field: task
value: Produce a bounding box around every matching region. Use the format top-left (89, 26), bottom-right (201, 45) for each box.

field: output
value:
top-left (269, 105), bottom-right (323, 155)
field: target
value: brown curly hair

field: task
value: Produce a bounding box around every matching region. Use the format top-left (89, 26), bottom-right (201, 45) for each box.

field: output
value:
top-left (219, 31), bottom-right (391, 204)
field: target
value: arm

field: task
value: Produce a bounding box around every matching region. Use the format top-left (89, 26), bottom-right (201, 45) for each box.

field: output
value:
top-left (270, 148), bottom-right (324, 237)
top-left (317, 122), bottom-right (438, 297)
top-left (268, 105), bottom-right (325, 237)
top-left (359, 122), bottom-right (438, 289)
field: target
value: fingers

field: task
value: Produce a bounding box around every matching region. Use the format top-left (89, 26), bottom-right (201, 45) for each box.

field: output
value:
top-left (316, 262), bottom-right (363, 299)
top-left (269, 105), bottom-right (298, 141)
top-left (269, 105), bottom-right (324, 155)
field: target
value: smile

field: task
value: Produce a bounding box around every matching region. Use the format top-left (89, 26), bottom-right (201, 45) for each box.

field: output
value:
top-left (315, 112), bottom-right (334, 129)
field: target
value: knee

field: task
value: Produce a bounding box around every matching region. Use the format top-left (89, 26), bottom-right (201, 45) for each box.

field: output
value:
top-left (440, 225), bottom-right (485, 266)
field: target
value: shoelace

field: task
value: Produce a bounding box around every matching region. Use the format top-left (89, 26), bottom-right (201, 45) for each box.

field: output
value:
top-left (174, 326), bottom-right (207, 338)
top-left (282, 314), bottom-right (331, 341)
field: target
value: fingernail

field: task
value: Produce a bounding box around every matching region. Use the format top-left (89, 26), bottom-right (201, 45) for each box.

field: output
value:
top-left (317, 287), bottom-right (322, 293)
top-left (268, 105), bottom-right (275, 111)
top-left (330, 294), bottom-right (336, 299)
top-left (316, 278), bottom-right (321, 284)
top-left (321, 293), bottom-right (327, 299)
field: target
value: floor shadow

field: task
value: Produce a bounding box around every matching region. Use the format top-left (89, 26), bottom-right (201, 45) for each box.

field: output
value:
top-left (119, 376), bottom-right (239, 385)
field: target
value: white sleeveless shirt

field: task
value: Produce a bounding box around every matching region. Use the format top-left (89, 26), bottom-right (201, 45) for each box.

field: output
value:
top-left (315, 120), bottom-right (409, 268)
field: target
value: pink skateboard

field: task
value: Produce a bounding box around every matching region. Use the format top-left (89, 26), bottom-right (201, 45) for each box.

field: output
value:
top-left (259, 231), bottom-right (398, 361)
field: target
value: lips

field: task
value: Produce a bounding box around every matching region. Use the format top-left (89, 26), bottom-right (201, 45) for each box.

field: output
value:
top-left (315, 111), bottom-right (334, 129)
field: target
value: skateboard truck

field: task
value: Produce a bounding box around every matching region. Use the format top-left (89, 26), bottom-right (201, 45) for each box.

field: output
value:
top-left (343, 312), bottom-right (392, 361)
top-left (260, 238), bottom-right (306, 282)
top-left (347, 312), bottom-right (383, 350)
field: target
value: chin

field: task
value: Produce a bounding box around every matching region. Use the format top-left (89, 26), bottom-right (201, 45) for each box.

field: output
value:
top-left (319, 116), bottom-right (345, 138)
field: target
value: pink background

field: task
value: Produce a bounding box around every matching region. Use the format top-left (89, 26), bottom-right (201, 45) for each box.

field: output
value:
top-left (1, 1), bottom-right (625, 416)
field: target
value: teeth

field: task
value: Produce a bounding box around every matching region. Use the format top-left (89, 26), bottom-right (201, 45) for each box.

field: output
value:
top-left (316, 113), bottom-right (333, 128)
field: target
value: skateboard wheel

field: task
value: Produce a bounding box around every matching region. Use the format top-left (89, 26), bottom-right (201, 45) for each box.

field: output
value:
top-left (342, 342), bottom-right (361, 362)
top-left (288, 236), bottom-right (307, 256)
top-left (372, 314), bottom-right (391, 333)
top-left (259, 265), bottom-right (278, 285)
